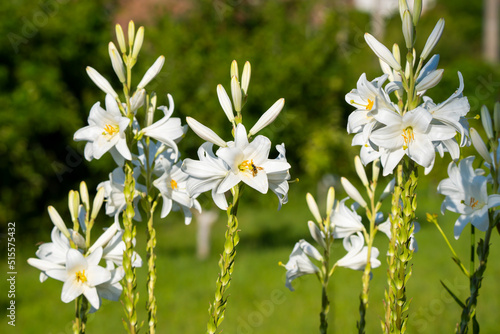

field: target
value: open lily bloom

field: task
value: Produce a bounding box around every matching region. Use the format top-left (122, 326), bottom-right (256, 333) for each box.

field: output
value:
top-left (216, 124), bottom-right (291, 195)
top-left (153, 161), bottom-right (202, 225)
top-left (74, 94), bottom-right (132, 162)
top-left (331, 198), bottom-right (365, 238)
top-left (40, 248), bottom-right (111, 310)
top-left (284, 240), bottom-right (322, 291)
top-left (438, 157), bottom-right (500, 239)
top-left (370, 107), bottom-right (456, 175)
top-left (267, 144), bottom-right (291, 210)
top-left (337, 232), bottom-right (381, 271)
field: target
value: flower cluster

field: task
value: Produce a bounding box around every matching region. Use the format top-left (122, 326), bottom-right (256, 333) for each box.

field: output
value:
top-left (283, 188), bottom-right (382, 291)
top-left (345, 18), bottom-right (470, 176)
top-left (73, 23), bottom-right (200, 224)
top-left (28, 183), bottom-right (142, 311)
top-left (182, 60), bottom-right (291, 209)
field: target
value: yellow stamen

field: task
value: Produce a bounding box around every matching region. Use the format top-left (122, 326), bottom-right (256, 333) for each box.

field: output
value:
top-left (170, 179), bottom-right (178, 190)
top-left (238, 159), bottom-right (263, 177)
top-left (366, 99), bottom-right (374, 111)
top-left (75, 270), bottom-right (87, 283)
top-left (469, 197), bottom-right (479, 209)
top-left (402, 127), bottom-right (415, 150)
top-left (102, 124), bottom-right (119, 136)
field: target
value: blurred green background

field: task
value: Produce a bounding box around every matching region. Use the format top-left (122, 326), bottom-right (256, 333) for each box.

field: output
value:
top-left (1, 0), bottom-right (499, 333)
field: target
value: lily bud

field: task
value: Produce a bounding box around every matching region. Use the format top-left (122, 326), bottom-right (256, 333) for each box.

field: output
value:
top-left (306, 193), bottom-right (322, 224)
top-left (108, 42), bottom-right (126, 83)
top-left (354, 156), bottom-right (369, 187)
top-left (186, 117), bottom-right (227, 147)
top-left (241, 61), bottom-right (251, 95)
top-left (80, 181), bottom-right (90, 211)
top-left (137, 56), bottom-right (164, 89)
top-left (217, 84), bottom-right (234, 122)
top-left (68, 190), bottom-right (80, 224)
top-left (392, 43), bottom-right (401, 66)
top-left (372, 159), bottom-right (381, 183)
top-left (341, 177), bottom-right (367, 208)
top-left (494, 102), bottom-right (500, 134)
top-left (115, 24), bottom-right (127, 53)
top-left (230, 60), bottom-right (239, 81)
top-left (481, 105), bottom-right (494, 140)
top-left (91, 187), bottom-right (105, 221)
top-left (86, 67), bottom-right (118, 98)
top-left (71, 231), bottom-right (86, 249)
top-left (231, 76), bottom-right (242, 112)
top-left (48, 206), bottom-right (71, 239)
top-left (128, 21), bottom-right (135, 48)
top-left (421, 18), bottom-right (445, 60)
top-left (308, 221), bottom-right (326, 249)
top-left (402, 10), bottom-right (414, 49)
top-left (470, 128), bottom-right (492, 164)
top-left (416, 69), bottom-right (444, 92)
top-left (132, 26), bottom-right (144, 59)
top-left (249, 98), bottom-right (285, 136)
top-left (326, 186), bottom-right (335, 215)
top-left (398, 0), bottom-right (409, 21)
top-left (413, 0), bottom-right (422, 26)
top-left (365, 33), bottom-right (401, 71)
top-left (130, 88), bottom-right (146, 113)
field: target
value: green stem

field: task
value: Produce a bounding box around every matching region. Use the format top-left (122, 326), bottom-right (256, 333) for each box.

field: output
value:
top-left (457, 215), bottom-right (494, 333)
top-left (73, 296), bottom-right (88, 334)
top-left (122, 162), bottom-right (138, 334)
top-left (319, 237), bottom-right (332, 334)
top-left (146, 198), bottom-right (158, 334)
top-left (206, 185), bottom-right (243, 334)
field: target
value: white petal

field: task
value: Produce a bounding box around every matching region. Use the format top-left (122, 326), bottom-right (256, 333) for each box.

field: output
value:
top-left (86, 67), bottom-right (118, 98)
top-left (217, 84), bottom-right (234, 122)
top-left (249, 98), bottom-right (285, 136)
top-left (364, 33), bottom-right (401, 71)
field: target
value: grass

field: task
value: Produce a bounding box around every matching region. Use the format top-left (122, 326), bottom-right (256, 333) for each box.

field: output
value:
top-left (2, 183), bottom-right (500, 333)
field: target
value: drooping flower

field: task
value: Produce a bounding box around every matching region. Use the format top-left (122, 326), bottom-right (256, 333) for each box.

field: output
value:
top-left (153, 160), bottom-right (202, 225)
top-left (283, 240), bottom-right (322, 291)
top-left (438, 156), bottom-right (500, 239)
top-left (266, 144), bottom-right (291, 210)
top-left (336, 232), bottom-right (381, 271)
top-left (331, 198), bottom-right (365, 239)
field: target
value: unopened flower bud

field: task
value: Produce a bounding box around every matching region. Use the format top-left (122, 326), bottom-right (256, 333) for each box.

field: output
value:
top-left (68, 190), bottom-right (80, 224)
top-left (241, 61), bottom-right (251, 95)
top-left (230, 60), bottom-right (239, 81)
top-left (470, 128), bottom-right (492, 163)
top-left (108, 42), bottom-right (126, 83)
top-left (481, 105), bottom-right (494, 140)
top-left (115, 24), bottom-right (127, 53)
top-left (137, 56), bottom-right (164, 89)
top-left (217, 84), bottom-right (234, 122)
top-left (354, 156), bottom-right (369, 187)
top-left (365, 33), bottom-right (401, 71)
top-left (80, 181), bottom-right (90, 211)
top-left (249, 98), bottom-right (285, 136)
top-left (128, 21), bottom-right (135, 48)
top-left (231, 76), bottom-right (242, 112)
top-left (308, 221), bottom-right (326, 249)
top-left (48, 206), bottom-right (71, 239)
top-left (421, 18), bottom-right (445, 60)
top-left (132, 26), bottom-right (144, 59)
top-left (341, 177), bottom-right (367, 208)
top-left (326, 186), bottom-right (335, 215)
top-left (186, 117), bottom-right (227, 147)
top-left (413, 0), bottom-right (422, 26)
top-left (306, 193), bottom-right (322, 224)
top-left (402, 10), bottom-right (414, 49)
top-left (416, 69), bottom-right (444, 92)
top-left (91, 187), bottom-right (105, 220)
top-left (86, 67), bottom-right (118, 98)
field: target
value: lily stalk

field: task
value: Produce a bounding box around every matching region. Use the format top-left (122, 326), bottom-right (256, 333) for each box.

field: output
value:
top-left (357, 159), bottom-right (383, 334)
top-left (207, 185), bottom-right (243, 334)
top-left (73, 296), bottom-right (89, 334)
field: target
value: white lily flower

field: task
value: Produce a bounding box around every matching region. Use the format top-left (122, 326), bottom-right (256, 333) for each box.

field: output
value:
top-left (364, 33), bottom-right (402, 71)
top-left (331, 198), bottom-right (365, 238)
top-left (45, 247), bottom-right (111, 310)
top-left (142, 94), bottom-right (187, 159)
top-left (153, 160), bottom-right (202, 225)
top-left (137, 56), bottom-right (165, 89)
top-left (248, 98), bottom-right (285, 136)
top-left (337, 232), bottom-right (381, 271)
top-left (370, 107), bottom-right (456, 175)
top-left (90, 267), bottom-right (125, 313)
top-left (183, 142), bottom-right (231, 210)
top-left (283, 240), bottom-right (322, 291)
top-left (186, 117), bottom-right (227, 147)
top-left (74, 94), bottom-right (132, 161)
top-left (216, 124), bottom-right (291, 194)
top-left (86, 67), bottom-right (118, 98)
top-left (101, 230), bottom-right (142, 268)
top-left (438, 157), bottom-right (500, 239)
